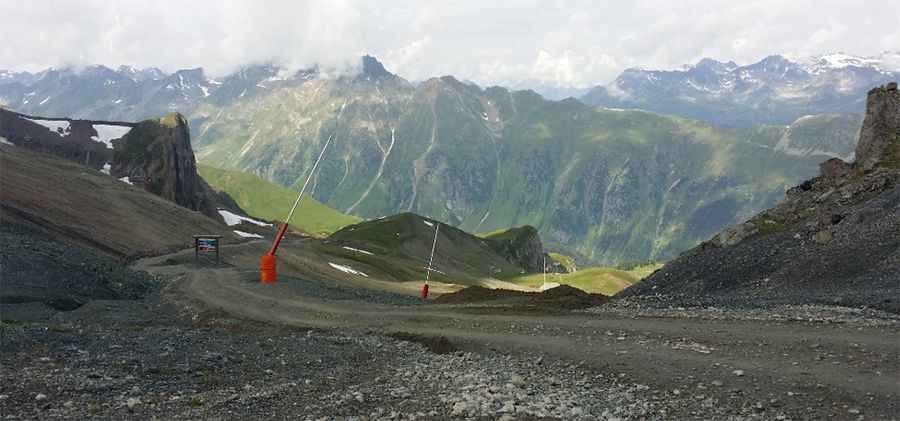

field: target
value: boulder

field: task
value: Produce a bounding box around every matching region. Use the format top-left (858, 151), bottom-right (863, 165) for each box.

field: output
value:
top-left (819, 158), bottom-right (851, 178)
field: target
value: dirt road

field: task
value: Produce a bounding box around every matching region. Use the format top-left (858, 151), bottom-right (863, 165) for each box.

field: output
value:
top-left (143, 250), bottom-right (900, 420)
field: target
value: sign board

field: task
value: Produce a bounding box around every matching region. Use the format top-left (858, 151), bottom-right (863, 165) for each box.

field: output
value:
top-left (194, 235), bottom-right (222, 263)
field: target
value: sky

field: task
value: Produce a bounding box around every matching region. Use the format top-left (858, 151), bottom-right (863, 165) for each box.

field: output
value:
top-left (2, 0), bottom-right (899, 88)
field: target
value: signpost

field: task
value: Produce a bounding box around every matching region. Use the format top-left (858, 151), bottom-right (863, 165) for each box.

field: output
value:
top-left (194, 235), bottom-right (222, 263)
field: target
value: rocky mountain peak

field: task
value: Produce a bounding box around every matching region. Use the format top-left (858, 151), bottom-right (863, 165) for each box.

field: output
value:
top-left (360, 55), bottom-right (392, 79)
top-left (693, 58), bottom-right (735, 74)
top-left (853, 82), bottom-right (899, 170)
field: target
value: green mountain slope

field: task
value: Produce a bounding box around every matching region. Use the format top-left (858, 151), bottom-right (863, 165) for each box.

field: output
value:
top-left (198, 164), bottom-right (360, 236)
top-left (189, 59), bottom-right (862, 265)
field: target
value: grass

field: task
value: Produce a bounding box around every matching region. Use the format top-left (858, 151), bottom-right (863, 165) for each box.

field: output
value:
top-left (199, 164), bottom-right (360, 236)
top-left (507, 262), bottom-right (663, 296)
top-left (547, 252), bottom-right (577, 272)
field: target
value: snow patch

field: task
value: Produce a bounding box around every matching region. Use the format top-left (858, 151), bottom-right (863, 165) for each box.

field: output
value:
top-left (328, 262), bottom-right (369, 277)
top-left (118, 176), bottom-right (133, 185)
top-left (342, 246), bottom-right (374, 255)
top-left (38, 97), bottom-right (50, 105)
top-left (233, 230), bottom-right (263, 239)
top-left (0, 136), bottom-right (13, 146)
top-left (423, 220), bottom-right (434, 227)
top-left (24, 117), bottom-right (70, 136)
top-left (100, 162), bottom-right (111, 174)
top-left (217, 209), bottom-right (273, 227)
top-left (91, 124), bottom-right (132, 149)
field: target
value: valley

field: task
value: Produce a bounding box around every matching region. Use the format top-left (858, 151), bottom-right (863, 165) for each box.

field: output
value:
top-left (1, 33), bottom-right (898, 420)
top-left (0, 56), bottom-right (872, 265)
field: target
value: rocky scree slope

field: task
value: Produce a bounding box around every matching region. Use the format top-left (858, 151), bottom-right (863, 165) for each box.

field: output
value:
top-left (620, 83), bottom-right (900, 312)
top-left (0, 108), bottom-right (238, 220)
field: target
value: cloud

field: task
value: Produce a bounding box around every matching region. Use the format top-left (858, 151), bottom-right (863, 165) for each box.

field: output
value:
top-left (1, 0), bottom-right (897, 87)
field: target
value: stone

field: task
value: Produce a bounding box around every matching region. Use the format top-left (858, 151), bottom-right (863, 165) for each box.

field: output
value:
top-left (814, 231), bottom-right (833, 245)
top-left (819, 158), bottom-right (851, 178)
top-left (126, 397), bottom-right (141, 410)
top-left (732, 369), bottom-right (745, 377)
top-left (451, 401), bottom-right (468, 416)
top-left (510, 375), bottom-right (525, 387)
top-left (34, 393), bottom-right (47, 401)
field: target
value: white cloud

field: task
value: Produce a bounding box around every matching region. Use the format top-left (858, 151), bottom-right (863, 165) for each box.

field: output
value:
top-left (0, 0), bottom-right (897, 88)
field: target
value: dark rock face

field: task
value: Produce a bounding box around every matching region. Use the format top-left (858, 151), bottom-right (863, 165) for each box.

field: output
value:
top-left (621, 82), bottom-right (900, 312)
top-left (0, 109), bottom-right (230, 220)
top-left (855, 82), bottom-right (900, 170)
top-left (112, 113), bottom-right (217, 217)
top-left (483, 226), bottom-right (546, 273)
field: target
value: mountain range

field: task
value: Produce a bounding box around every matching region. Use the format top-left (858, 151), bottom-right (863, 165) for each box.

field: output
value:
top-left (0, 55), bottom-right (870, 265)
top-left (582, 52), bottom-right (900, 127)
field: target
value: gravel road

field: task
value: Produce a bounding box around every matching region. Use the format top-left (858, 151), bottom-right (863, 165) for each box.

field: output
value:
top-left (2, 251), bottom-right (897, 420)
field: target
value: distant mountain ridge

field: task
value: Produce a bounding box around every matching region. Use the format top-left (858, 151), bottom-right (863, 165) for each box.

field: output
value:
top-left (0, 56), bottom-right (867, 264)
top-left (581, 52), bottom-right (900, 127)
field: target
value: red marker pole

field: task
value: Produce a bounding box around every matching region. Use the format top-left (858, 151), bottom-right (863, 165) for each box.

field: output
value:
top-left (260, 134), bottom-right (333, 284)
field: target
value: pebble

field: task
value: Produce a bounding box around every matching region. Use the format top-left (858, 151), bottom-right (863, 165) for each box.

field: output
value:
top-left (510, 375), bottom-right (525, 387)
top-left (126, 397), bottom-right (141, 410)
top-left (732, 370), bottom-right (745, 376)
top-left (34, 393), bottom-right (47, 401)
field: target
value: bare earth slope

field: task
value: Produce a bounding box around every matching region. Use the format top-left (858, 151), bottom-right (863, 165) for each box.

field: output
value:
top-left (1, 144), bottom-right (228, 258)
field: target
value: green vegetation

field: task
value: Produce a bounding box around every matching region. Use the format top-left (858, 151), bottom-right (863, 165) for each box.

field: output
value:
top-left (191, 70), bottom-right (861, 265)
top-left (547, 252), bottom-right (576, 272)
top-left (159, 112), bottom-right (183, 128)
top-left (508, 266), bottom-right (644, 296)
top-left (199, 164), bottom-right (360, 236)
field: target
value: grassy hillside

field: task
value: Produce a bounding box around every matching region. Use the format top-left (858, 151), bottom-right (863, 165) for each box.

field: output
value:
top-left (191, 67), bottom-right (861, 265)
top-left (199, 164), bottom-right (360, 236)
top-left (507, 265), bottom-right (658, 296)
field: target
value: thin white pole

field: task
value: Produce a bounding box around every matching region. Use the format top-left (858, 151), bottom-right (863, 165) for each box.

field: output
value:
top-left (543, 254), bottom-right (546, 285)
top-left (284, 134), bottom-right (333, 224)
top-left (425, 223), bottom-right (440, 284)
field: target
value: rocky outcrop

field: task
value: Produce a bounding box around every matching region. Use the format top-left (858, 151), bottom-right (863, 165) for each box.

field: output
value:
top-left (621, 83), bottom-right (900, 312)
top-left (0, 109), bottom-right (235, 220)
top-left (111, 113), bottom-right (219, 217)
top-left (854, 82), bottom-right (899, 170)
top-left (819, 157), bottom-right (852, 179)
top-left (482, 226), bottom-right (546, 273)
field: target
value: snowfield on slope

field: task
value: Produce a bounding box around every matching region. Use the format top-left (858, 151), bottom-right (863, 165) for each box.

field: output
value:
top-left (24, 117), bottom-right (70, 135)
top-left (328, 262), bottom-right (369, 277)
top-left (217, 209), bottom-right (272, 227)
top-left (91, 124), bottom-right (132, 149)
